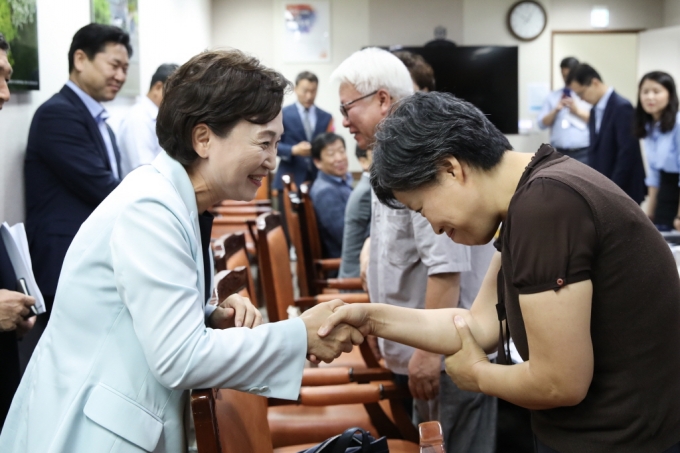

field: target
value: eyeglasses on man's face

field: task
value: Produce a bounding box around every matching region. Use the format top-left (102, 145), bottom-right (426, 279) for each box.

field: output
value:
top-left (339, 90), bottom-right (378, 118)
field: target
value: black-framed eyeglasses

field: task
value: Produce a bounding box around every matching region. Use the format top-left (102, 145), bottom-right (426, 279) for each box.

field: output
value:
top-left (339, 90), bottom-right (378, 118)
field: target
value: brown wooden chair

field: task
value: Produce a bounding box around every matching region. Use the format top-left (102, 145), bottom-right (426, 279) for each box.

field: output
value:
top-left (280, 174), bottom-right (309, 297)
top-left (218, 199), bottom-right (272, 208)
top-left (254, 172), bottom-right (272, 201)
top-left (211, 205), bottom-right (272, 217)
top-left (213, 232), bottom-right (257, 304)
top-left (256, 212), bottom-right (369, 324)
top-left (211, 217), bottom-right (258, 256)
top-left (296, 183), bottom-right (363, 295)
top-left (191, 386), bottom-right (419, 453)
top-left (191, 269), bottom-right (418, 452)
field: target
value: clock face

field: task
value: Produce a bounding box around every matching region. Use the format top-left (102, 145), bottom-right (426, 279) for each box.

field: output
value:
top-left (509, 1), bottom-right (547, 41)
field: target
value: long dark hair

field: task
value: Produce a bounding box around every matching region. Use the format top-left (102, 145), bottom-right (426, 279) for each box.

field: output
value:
top-left (635, 71), bottom-right (678, 138)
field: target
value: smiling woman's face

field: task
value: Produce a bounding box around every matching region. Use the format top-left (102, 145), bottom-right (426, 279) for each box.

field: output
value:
top-left (393, 161), bottom-right (501, 246)
top-left (200, 113), bottom-right (283, 202)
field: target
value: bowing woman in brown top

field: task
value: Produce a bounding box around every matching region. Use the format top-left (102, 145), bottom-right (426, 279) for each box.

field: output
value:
top-left (320, 92), bottom-right (680, 452)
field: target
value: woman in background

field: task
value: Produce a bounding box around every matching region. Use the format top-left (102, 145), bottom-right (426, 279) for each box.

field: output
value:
top-left (635, 71), bottom-right (680, 231)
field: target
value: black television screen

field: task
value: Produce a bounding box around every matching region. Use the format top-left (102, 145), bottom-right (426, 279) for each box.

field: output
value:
top-left (393, 46), bottom-right (518, 134)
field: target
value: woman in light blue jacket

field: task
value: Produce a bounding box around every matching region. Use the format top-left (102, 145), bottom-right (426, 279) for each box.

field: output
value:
top-left (635, 71), bottom-right (680, 231)
top-left (0, 50), bottom-right (360, 453)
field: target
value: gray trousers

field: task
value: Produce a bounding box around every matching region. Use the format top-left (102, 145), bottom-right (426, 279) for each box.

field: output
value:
top-left (439, 371), bottom-right (497, 453)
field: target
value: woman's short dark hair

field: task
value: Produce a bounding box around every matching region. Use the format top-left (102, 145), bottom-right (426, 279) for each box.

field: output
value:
top-left (157, 50), bottom-right (291, 166)
top-left (392, 51), bottom-right (436, 92)
top-left (371, 92), bottom-right (512, 209)
top-left (566, 63), bottom-right (602, 86)
top-left (311, 132), bottom-right (345, 160)
top-left (68, 24), bottom-right (132, 73)
top-left (0, 33), bottom-right (9, 52)
top-left (634, 71), bottom-right (679, 138)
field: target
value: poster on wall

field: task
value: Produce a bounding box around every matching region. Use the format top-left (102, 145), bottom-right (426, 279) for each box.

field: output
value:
top-left (283, 2), bottom-right (330, 63)
top-left (0, 0), bottom-right (39, 91)
top-left (92, 0), bottom-right (139, 97)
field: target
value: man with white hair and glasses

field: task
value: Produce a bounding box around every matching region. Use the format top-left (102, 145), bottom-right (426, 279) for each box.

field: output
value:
top-left (331, 48), bottom-right (496, 452)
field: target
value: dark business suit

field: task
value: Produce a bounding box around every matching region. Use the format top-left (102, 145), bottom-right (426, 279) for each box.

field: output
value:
top-left (24, 82), bottom-right (121, 322)
top-left (0, 241), bottom-right (19, 430)
top-left (274, 103), bottom-right (333, 191)
top-left (587, 90), bottom-right (646, 204)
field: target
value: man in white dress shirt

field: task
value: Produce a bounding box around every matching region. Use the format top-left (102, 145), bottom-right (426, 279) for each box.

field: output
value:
top-left (537, 57), bottom-right (591, 164)
top-left (118, 63), bottom-right (178, 177)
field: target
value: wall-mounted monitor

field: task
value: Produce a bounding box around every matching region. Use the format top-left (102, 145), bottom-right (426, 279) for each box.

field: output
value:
top-left (391, 46), bottom-right (518, 135)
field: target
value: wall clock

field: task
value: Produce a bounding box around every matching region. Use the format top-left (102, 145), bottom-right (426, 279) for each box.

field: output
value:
top-left (507, 1), bottom-right (547, 41)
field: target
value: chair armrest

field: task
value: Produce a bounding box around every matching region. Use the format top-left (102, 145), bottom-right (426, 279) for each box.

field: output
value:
top-left (212, 206), bottom-right (271, 216)
top-left (301, 367), bottom-right (394, 386)
top-left (318, 278), bottom-right (364, 291)
top-left (295, 293), bottom-right (369, 308)
top-left (314, 258), bottom-right (342, 272)
top-left (299, 381), bottom-right (410, 406)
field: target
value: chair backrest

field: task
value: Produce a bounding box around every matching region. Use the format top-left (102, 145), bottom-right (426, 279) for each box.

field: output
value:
top-left (192, 388), bottom-right (274, 453)
top-left (282, 174), bottom-right (309, 297)
top-left (214, 266), bottom-right (249, 301)
top-left (213, 233), bottom-right (257, 302)
top-left (256, 212), bottom-right (296, 322)
top-left (193, 268), bottom-right (274, 452)
top-left (297, 183), bottom-right (326, 295)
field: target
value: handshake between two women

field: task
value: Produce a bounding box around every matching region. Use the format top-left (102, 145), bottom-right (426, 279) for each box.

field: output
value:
top-left (207, 295), bottom-right (368, 364)
top-left (209, 292), bottom-right (485, 376)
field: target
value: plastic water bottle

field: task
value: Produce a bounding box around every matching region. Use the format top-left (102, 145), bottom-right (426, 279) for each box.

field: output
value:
top-left (419, 421), bottom-right (445, 453)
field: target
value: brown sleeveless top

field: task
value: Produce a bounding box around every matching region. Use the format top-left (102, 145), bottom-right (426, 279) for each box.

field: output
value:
top-left (495, 145), bottom-right (680, 452)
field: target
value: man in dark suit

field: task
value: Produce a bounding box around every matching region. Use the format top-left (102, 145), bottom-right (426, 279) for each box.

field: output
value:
top-left (275, 71), bottom-right (334, 191)
top-left (274, 71), bottom-right (334, 244)
top-left (569, 64), bottom-right (646, 204)
top-left (0, 32), bottom-right (36, 431)
top-left (21, 24), bottom-right (131, 358)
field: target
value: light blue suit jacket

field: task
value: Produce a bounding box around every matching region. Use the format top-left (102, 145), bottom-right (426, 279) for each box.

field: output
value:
top-left (0, 152), bottom-right (307, 452)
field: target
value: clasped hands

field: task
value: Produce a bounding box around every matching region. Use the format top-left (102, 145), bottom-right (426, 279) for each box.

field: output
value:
top-left (207, 294), bottom-right (365, 364)
top-left (208, 294), bottom-right (491, 383)
top-left (317, 304), bottom-right (492, 393)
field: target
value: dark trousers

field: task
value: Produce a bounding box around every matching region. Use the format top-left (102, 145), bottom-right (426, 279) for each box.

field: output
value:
top-left (654, 170), bottom-right (680, 231)
top-left (0, 331), bottom-right (20, 431)
top-left (18, 295), bottom-right (53, 373)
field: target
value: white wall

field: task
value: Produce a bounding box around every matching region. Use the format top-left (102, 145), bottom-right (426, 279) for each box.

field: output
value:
top-left (461, 0), bottom-right (664, 153)
top-left (664, 0), bottom-right (680, 26)
top-left (368, 0), bottom-right (464, 47)
top-left (0, 0), bottom-right (212, 223)
top-left (639, 25), bottom-right (680, 82)
top-left (212, 0), bottom-right (371, 171)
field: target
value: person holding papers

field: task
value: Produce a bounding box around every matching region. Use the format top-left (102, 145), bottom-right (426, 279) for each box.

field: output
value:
top-left (0, 50), bottom-right (361, 453)
top-left (0, 32), bottom-right (36, 432)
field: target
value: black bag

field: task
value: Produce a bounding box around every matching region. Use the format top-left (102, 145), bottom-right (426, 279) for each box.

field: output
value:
top-left (297, 427), bottom-right (389, 453)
